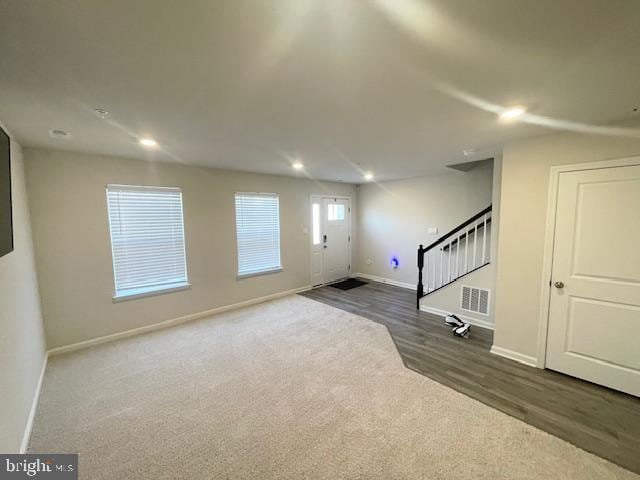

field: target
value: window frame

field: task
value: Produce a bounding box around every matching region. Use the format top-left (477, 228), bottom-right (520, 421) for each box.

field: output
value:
top-left (234, 192), bottom-right (282, 279)
top-left (106, 184), bottom-right (190, 302)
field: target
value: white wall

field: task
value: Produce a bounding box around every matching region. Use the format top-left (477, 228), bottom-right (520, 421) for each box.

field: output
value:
top-left (0, 132), bottom-right (46, 452)
top-left (355, 161), bottom-right (494, 286)
top-left (493, 119), bottom-right (640, 361)
top-left (24, 148), bottom-right (357, 349)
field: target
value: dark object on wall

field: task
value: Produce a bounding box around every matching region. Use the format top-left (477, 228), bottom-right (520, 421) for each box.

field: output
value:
top-left (0, 126), bottom-right (13, 258)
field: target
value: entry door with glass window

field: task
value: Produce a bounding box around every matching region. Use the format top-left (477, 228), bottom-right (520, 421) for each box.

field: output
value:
top-left (310, 196), bottom-right (350, 286)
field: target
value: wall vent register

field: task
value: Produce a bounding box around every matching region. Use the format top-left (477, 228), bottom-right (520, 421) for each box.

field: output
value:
top-left (461, 285), bottom-right (490, 315)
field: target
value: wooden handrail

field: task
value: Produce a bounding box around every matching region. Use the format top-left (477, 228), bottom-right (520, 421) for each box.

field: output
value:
top-left (419, 204), bottom-right (492, 254)
top-left (441, 218), bottom-right (492, 251)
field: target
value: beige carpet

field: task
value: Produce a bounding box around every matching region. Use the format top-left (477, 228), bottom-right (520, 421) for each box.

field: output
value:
top-left (29, 295), bottom-right (637, 479)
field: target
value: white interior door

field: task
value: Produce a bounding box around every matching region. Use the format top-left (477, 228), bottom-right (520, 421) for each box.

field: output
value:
top-left (546, 164), bottom-right (640, 396)
top-left (311, 197), bottom-right (349, 285)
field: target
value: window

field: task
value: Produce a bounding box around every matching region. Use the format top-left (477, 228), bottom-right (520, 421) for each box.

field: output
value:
top-left (328, 203), bottom-right (345, 221)
top-left (235, 192), bottom-right (281, 277)
top-left (106, 185), bottom-right (188, 301)
top-left (312, 203), bottom-right (321, 245)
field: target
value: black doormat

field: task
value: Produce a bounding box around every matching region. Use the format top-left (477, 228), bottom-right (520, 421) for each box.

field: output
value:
top-left (329, 278), bottom-right (368, 291)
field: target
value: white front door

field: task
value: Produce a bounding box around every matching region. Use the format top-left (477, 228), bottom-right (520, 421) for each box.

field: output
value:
top-left (310, 196), bottom-right (350, 286)
top-left (323, 197), bottom-right (350, 283)
top-left (546, 164), bottom-right (640, 397)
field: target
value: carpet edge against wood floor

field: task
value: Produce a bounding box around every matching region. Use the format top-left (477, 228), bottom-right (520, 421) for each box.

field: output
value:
top-left (28, 295), bottom-right (639, 480)
top-left (300, 280), bottom-right (640, 475)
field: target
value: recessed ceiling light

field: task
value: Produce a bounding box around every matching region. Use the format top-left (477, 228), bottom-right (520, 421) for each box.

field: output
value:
top-left (94, 108), bottom-right (109, 118)
top-left (49, 129), bottom-right (71, 140)
top-left (292, 162), bottom-right (304, 170)
top-left (364, 172), bottom-right (374, 181)
top-left (499, 106), bottom-right (526, 121)
top-left (139, 138), bottom-right (158, 148)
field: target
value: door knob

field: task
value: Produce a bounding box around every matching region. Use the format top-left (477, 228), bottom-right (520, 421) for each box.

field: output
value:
top-left (554, 281), bottom-right (564, 289)
top-left (323, 245), bottom-right (327, 249)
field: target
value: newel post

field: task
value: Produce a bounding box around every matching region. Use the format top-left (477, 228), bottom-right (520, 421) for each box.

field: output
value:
top-left (417, 244), bottom-right (424, 310)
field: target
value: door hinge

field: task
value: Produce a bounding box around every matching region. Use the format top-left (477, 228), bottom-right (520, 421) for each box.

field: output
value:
top-left (348, 235), bottom-right (351, 242)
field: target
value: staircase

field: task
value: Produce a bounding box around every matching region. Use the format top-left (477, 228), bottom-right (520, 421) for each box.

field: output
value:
top-left (416, 205), bottom-right (492, 309)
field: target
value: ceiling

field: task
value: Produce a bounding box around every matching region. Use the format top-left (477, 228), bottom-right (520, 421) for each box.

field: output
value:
top-left (1, 0), bottom-right (639, 183)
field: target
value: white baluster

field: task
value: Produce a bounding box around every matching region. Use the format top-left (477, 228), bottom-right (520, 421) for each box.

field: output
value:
top-left (431, 250), bottom-right (435, 291)
top-left (486, 213), bottom-right (492, 260)
top-left (464, 230), bottom-right (468, 274)
top-left (421, 209), bottom-right (492, 295)
top-left (481, 213), bottom-right (488, 265)
top-left (439, 246), bottom-right (443, 288)
top-left (455, 234), bottom-right (460, 279)
top-left (473, 221), bottom-right (478, 269)
top-left (429, 252), bottom-right (432, 291)
top-left (424, 250), bottom-right (428, 293)
top-left (447, 240), bottom-right (452, 282)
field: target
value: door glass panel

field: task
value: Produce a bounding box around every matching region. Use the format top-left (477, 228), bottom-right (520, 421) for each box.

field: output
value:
top-left (328, 204), bottom-right (345, 221)
top-left (312, 203), bottom-right (321, 245)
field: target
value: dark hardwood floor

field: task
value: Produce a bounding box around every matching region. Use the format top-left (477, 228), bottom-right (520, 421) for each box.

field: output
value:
top-left (300, 279), bottom-right (640, 474)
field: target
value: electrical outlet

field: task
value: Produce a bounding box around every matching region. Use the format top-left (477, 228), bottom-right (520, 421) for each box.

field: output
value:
top-left (366, 258), bottom-right (373, 265)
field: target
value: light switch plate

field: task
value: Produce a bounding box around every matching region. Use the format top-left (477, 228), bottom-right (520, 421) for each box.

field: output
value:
top-left (428, 227), bottom-right (438, 235)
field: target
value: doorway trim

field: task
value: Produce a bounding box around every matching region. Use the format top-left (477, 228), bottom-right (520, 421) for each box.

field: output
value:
top-left (309, 194), bottom-right (352, 287)
top-left (536, 155), bottom-right (640, 368)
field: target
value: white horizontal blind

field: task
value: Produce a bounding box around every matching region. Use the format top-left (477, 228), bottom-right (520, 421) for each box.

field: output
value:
top-left (106, 185), bottom-right (188, 297)
top-left (235, 193), bottom-right (281, 277)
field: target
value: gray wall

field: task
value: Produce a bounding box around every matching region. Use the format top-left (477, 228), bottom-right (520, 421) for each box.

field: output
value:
top-left (355, 161), bottom-right (494, 285)
top-left (493, 119), bottom-right (640, 360)
top-left (24, 149), bottom-right (357, 349)
top-left (421, 263), bottom-right (496, 327)
top-left (0, 133), bottom-right (46, 452)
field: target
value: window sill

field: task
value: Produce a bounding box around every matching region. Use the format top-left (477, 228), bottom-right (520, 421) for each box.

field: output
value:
top-left (237, 267), bottom-right (283, 280)
top-left (113, 282), bottom-right (191, 303)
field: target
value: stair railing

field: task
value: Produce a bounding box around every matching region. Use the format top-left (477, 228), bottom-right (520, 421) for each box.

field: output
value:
top-left (416, 205), bottom-right (492, 309)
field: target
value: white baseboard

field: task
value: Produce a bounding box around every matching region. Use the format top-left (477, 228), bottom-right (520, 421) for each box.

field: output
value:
top-left (48, 285), bottom-right (312, 357)
top-left (352, 272), bottom-right (416, 291)
top-left (419, 305), bottom-right (494, 330)
top-left (20, 354), bottom-right (48, 453)
top-left (490, 345), bottom-right (538, 367)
